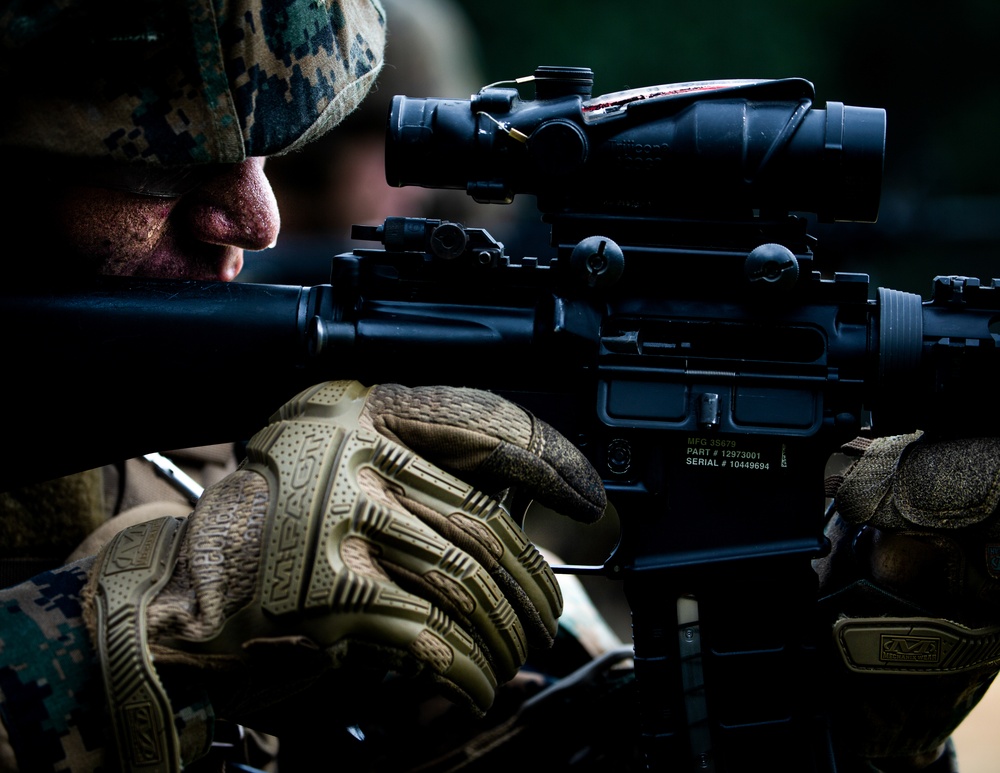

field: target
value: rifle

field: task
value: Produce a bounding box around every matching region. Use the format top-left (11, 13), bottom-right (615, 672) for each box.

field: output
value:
top-left (4, 66), bottom-right (1000, 771)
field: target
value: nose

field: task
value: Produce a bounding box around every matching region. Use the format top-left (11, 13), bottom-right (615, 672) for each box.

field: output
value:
top-left (184, 157), bottom-right (280, 251)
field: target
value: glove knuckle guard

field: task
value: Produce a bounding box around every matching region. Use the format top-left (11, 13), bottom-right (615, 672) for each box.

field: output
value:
top-left (836, 433), bottom-right (1000, 530)
top-left (233, 381), bottom-right (560, 710)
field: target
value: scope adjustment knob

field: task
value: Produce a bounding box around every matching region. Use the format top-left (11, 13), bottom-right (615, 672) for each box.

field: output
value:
top-left (528, 119), bottom-right (588, 178)
top-left (532, 66), bottom-right (595, 99)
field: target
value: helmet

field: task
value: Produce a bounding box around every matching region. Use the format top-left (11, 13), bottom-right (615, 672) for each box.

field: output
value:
top-left (0, 0), bottom-right (386, 165)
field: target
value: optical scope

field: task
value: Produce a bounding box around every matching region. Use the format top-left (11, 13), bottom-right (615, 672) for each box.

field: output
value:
top-left (386, 66), bottom-right (886, 223)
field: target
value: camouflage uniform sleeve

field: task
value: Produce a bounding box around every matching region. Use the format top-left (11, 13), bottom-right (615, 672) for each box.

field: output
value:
top-left (0, 559), bottom-right (213, 771)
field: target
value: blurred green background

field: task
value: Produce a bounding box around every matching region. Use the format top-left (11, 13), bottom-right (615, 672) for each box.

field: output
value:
top-left (446, 0), bottom-right (1000, 293)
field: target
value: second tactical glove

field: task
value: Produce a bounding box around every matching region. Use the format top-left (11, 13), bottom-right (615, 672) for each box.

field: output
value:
top-left (816, 432), bottom-right (1000, 770)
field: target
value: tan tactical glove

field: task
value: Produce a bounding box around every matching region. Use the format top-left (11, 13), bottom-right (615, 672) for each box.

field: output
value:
top-left (85, 381), bottom-right (605, 771)
top-left (815, 432), bottom-right (1000, 770)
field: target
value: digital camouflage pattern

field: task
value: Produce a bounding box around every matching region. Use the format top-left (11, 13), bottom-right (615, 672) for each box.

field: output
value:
top-left (0, 558), bottom-right (213, 771)
top-left (0, 559), bottom-right (107, 770)
top-left (0, 0), bottom-right (385, 165)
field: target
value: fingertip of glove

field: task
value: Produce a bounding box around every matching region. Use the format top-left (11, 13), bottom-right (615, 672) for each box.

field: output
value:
top-left (430, 673), bottom-right (490, 718)
top-left (577, 491), bottom-right (609, 525)
top-left (535, 422), bottom-right (607, 524)
top-left (551, 477), bottom-right (608, 525)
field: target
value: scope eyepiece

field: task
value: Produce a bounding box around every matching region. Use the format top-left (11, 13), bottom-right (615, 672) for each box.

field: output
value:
top-left (386, 67), bottom-right (886, 223)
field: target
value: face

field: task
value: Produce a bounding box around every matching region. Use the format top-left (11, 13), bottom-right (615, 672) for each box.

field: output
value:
top-left (43, 157), bottom-right (280, 282)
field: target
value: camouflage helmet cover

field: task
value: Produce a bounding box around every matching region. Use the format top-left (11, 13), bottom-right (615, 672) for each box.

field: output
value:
top-left (0, 0), bottom-right (386, 166)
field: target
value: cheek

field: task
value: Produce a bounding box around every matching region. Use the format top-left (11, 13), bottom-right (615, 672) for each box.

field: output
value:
top-left (55, 188), bottom-right (177, 268)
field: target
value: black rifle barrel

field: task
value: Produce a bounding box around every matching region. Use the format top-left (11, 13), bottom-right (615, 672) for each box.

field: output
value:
top-left (0, 277), bottom-right (550, 487)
